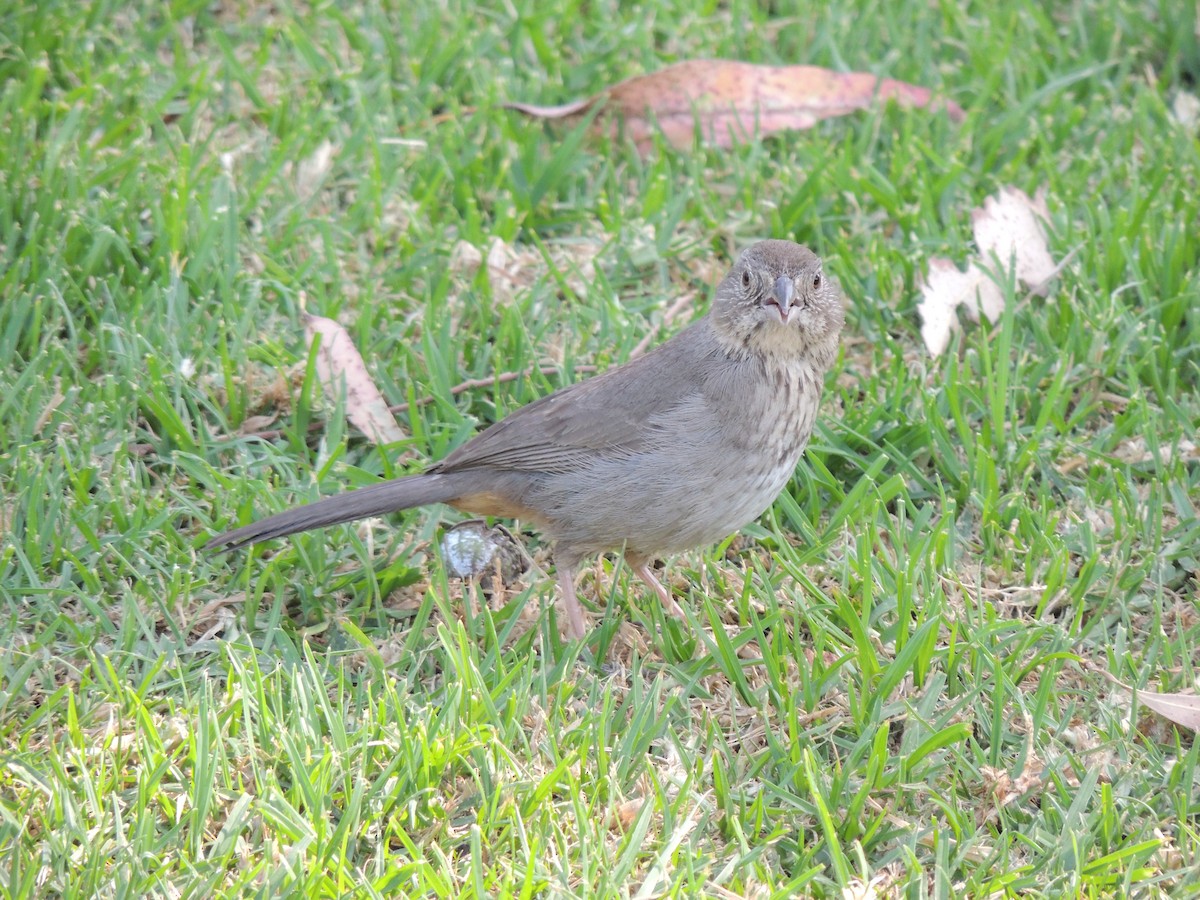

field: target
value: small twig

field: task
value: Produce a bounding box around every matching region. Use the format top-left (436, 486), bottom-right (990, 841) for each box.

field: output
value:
top-left (223, 421), bottom-right (316, 445)
top-left (388, 364), bottom-right (598, 416)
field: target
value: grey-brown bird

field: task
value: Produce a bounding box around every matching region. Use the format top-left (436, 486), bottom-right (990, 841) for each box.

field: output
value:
top-left (207, 240), bottom-right (844, 638)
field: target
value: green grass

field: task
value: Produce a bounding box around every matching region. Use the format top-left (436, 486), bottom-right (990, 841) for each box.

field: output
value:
top-left (2, 0), bottom-right (1199, 896)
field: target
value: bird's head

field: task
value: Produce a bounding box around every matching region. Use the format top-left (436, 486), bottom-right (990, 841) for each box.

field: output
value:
top-left (712, 239), bottom-right (844, 367)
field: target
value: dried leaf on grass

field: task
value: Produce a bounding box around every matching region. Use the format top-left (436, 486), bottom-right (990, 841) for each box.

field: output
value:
top-left (1134, 689), bottom-right (1200, 731)
top-left (509, 59), bottom-right (963, 153)
top-left (971, 187), bottom-right (1056, 292)
top-left (1172, 91), bottom-right (1200, 129)
top-left (918, 186), bottom-right (1057, 355)
top-left (236, 413), bottom-right (278, 435)
top-left (842, 875), bottom-right (888, 900)
top-left (608, 798), bottom-right (645, 833)
top-left (303, 309), bottom-right (408, 449)
top-left (295, 140), bottom-right (337, 199)
top-left (187, 594), bottom-right (242, 644)
top-left (34, 378), bottom-right (66, 435)
top-left (918, 259), bottom-right (1004, 356)
top-left (1097, 668), bottom-right (1200, 731)
top-left (449, 236), bottom-right (601, 303)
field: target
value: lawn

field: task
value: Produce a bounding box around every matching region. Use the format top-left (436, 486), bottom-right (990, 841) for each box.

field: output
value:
top-left (2, 0), bottom-right (1199, 896)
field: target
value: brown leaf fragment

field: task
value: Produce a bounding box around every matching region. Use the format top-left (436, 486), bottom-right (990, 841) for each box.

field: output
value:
top-left (302, 312), bottom-right (408, 449)
top-left (236, 414), bottom-right (278, 435)
top-left (608, 798), bottom-right (644, 833)
top-left (509, 59), bottom-right (963, 152)
top-left (34, 380), bottom-right (66, 435)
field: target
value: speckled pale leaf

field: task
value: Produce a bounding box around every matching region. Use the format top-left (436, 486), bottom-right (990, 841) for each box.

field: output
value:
top-left (508, 59), bottom-right (964, 153)
top-left (303, 312), bottom-right (407, 447)
top-left (917, 258), bottom-right (1005, 355)
top-left (971, 186), bottom-right (1056, 293)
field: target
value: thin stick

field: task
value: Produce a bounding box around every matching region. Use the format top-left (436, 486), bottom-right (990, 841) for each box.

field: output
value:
top-left (388, 364), bottom-right (598, 416)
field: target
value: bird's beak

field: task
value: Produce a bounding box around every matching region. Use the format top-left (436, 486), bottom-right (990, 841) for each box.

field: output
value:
top-left (770, 275), bottom-right (795, 322)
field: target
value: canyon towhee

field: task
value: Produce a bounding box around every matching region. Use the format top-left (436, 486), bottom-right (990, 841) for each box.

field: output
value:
top-left (207, 240), bottom-right (844, 638)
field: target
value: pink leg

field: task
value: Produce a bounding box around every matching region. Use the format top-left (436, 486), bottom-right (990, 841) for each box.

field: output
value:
top-left (555, 564), bottom-right (588, 640)
top-left (631, 559), bottom-right (686, 620)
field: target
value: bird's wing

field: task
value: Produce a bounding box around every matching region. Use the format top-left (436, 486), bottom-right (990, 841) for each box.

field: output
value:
top-left (432, 321), bottom-right (722, 476)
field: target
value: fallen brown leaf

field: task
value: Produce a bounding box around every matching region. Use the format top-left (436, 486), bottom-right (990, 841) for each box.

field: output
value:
top-left (302, 309), bottom-right (408, 450)
top-left (509, 59), bottom-right (963, 152)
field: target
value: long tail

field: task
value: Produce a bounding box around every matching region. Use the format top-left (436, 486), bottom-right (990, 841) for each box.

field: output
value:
top-left (205, 473), bottom-right (459, 552)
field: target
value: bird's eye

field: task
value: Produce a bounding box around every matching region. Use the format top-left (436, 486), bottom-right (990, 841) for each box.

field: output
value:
top-left (741, 270), bottom-right (751, 289)
top-left (813, 272), bottom-right (822, 289)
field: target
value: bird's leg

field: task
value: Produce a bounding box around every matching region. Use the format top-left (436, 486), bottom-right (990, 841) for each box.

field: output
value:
top-left (554, 563), bottom-right (588, 640)
top-left (630, 558), bottom-right (686, 620)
